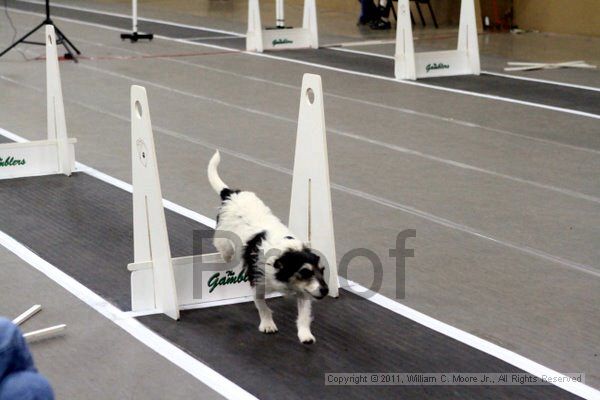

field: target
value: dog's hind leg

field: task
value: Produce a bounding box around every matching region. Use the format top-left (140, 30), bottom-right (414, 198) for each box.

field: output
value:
top-left (254, 290), bottom-right (278, 334)
top-left (297, 297), bottom-right (315, 344)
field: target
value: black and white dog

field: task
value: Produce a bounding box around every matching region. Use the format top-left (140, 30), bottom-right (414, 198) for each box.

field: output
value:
top-left (208, 151), bottom-right (328, 344)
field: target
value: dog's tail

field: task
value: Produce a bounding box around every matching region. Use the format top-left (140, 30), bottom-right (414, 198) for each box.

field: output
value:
top-left (207, 151), bottom-right (229, 195)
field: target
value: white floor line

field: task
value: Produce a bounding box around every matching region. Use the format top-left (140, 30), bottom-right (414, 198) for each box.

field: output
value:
top-left (339, 276), bottom-right (600, 399)
top-left (325, 39), bottom-right (397, 48)
top-left (0, 128), bottom-right (598, 399)
top-left (65, 36), bottom-right (600, 156)
top-left (75, 162), bottom-right (218, 229)
top-left (14, 0), bottom-right (245, 37)
top-left (65, 64), bottom-right (600, 205)
top-left (0, 228), bottom-right (257, 400)
top-left (184, 35), bottom-right (243, 41)
top-left (482, 70), bottom-right (600, 93)
top-left (328, 46), bottom-right (394, 60)
top-left (5, 5), bottom-right (600, 121)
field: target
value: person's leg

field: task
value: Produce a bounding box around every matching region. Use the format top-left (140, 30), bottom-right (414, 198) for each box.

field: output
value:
top-left (0, 318), bottom-right (54, 400)
top-left (358, 0), bottom-right (378, 25)
top-left (0, 371), bottom-right (54, 400)
top-left (380, 0), bottom-right (392, 18)
top-left (371, 0), bottom-right (392, 29)
top-left (0, 318), bottom-right (34, 381)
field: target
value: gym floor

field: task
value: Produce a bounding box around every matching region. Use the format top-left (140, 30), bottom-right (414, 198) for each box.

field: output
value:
top-left (0, 0), bottom-right (599, 399)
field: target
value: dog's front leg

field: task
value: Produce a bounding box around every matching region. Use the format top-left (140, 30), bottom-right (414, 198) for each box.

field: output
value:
top-left (254, 290), bottom-right (278, 334)
top-left (214, 236), bottom-right (235, 263)
top-left (297, 297), bottom-right (315, 344)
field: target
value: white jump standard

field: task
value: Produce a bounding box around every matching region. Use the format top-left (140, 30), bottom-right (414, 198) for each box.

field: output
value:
top-left (246, 0), bottom-right (318, 52)
top-left (394, 0), bottom-right (480, 80)
top-left (121, 0), bottom-right (153, 41)
top-left (0, 25), bottom-right (76, 180)
top-left (127, 74), bottom-right (339, 323)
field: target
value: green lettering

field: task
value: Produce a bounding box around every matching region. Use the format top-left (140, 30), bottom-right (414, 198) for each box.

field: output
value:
top-left (0, 155), bottom-right (26, 168)
top-left (207, 273), bottom-right (220, 293)
top-left (272, 38), bottom-right (293, 46)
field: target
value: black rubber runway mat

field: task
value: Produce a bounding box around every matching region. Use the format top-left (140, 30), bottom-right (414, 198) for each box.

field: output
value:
top-left (192, 37), bottom-right (246, 50)
top-left (0, 169), bottom-right (582, 399)
top-left (275, 48), bottom-right (395, 77)
top-left (0, 173), bottom-right (214, 309)
top-left (7, 0), bottom-right (599, 116)
top-left (427, 74), bottom-right (600, 115)
top-left (140, 293), bottom-right (579, 400)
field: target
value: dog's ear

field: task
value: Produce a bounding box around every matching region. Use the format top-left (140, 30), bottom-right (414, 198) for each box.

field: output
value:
top-left (303, 249), bottom-right (320, 266)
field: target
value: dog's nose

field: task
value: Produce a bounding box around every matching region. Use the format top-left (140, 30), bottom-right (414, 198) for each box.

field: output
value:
top-left (320, 287), bottom-right (329, 297)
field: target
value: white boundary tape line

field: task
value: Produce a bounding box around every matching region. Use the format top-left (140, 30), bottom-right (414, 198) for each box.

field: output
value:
top-left (0, 127), bottom-right (599, 399)
top-left (326, 39), bottom-right (397, 48)
top-left (328, 46), bottom-right (394, 60)
top-left (5, 4), bottom-right (600, 120)
top-left (338, 278), bottom-right (599, 399)
top-left (482, 70), bottom-right (600, 93)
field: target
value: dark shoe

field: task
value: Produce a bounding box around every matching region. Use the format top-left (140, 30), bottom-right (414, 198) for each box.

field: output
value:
top-left (357, 16), bottom-right (372, 25)
top-left (370, 19), bottom-right (391, 30)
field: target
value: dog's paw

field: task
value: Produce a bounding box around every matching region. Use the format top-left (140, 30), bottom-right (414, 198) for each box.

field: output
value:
top-left (222, 252), bottom-right (234, 263)
top-left (298, 329), bottom-right (316, 344)
top-left (259, 320), bottom-right (278, 334)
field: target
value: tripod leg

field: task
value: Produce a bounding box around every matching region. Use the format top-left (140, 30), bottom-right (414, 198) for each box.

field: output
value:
top-left (0, 21), bottom-right (46, 58)
top-left (53, 25), bottom-right (81, 54)
top-left (56, 35), bottom-right (77, 62)
top-left (427, 0), bottom-right (438, 29)
top-left (415, 1), bottom-right (426, 27)
top-left (56, 34), bottom-right (79, 62)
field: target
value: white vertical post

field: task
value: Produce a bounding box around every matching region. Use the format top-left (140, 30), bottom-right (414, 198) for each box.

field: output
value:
top-left (131, 85), bottom-right (180, 320)
top-left (45, 25), bottom-right (73, 176)
top-left (276, 0), bottom-right (285, 27)
top-left (302, 0), bottom-right (318, 48)
top-left (457, 0), bottom-right (480, 75)
top-left (289, 74), bottom-right (339, 297)
top-left (132, 0), bottom-right (138, 34)
top-left (394, 0), bottom-right (416, 80)
top-left (246, 0), bottom-right (264, 52)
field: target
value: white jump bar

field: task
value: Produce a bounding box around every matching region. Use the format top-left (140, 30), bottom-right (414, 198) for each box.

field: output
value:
top-left (23, 324), bottom-right (67, 342)
top-left (12, 304), bottom-right (42, 326)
